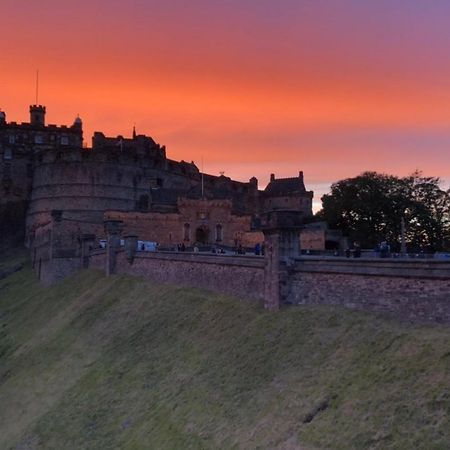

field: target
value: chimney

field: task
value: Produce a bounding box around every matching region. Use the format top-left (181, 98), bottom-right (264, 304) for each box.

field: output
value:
top-left (270, 173), bottom-right (275, 182)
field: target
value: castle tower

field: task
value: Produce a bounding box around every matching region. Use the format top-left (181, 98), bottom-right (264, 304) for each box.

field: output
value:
top-left (72, 115), bottom-right (83, 131)
top-left (30, 105), bottom-right (46, 126)
top-left (0, 110), bottom-right (6, 124)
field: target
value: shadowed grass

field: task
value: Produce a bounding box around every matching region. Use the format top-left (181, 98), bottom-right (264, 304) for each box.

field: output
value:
top-left (1, 252), bottom-right (449, 449)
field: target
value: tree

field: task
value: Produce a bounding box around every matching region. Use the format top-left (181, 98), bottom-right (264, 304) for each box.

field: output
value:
top-left (316, 171), bottom-right (450, 251)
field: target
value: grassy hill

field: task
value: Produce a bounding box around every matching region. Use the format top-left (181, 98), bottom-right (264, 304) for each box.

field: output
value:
top-left (1, 252), bottom-right (450, 449)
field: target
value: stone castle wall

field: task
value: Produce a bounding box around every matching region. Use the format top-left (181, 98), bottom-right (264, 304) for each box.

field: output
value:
top-left (84, 242), bottom-right (450, 324)
top-left (115, 250), bottom-right (265, 302)
top-left (26, 146), bottom-right (259, 243)
top-left (27, 149), bottom-right (194, 233)
top-left (286, 257), bottom-right (450, 323)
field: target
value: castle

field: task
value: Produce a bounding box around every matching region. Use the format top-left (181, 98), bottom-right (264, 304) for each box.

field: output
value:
top-left (3, 104), bottom-right (450, 324)
top-left (0, 104), bottom-right (313, 278)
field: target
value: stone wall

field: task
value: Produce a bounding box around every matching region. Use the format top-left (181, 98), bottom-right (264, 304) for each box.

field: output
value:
top-left (112, 250), bottom-right (265, 302)
top-left (104, 200), bottom-right (254, 248)
top-left (286, 257), bottom-right (450, 323)
top-left (26, 148), bottom-right (259, 243)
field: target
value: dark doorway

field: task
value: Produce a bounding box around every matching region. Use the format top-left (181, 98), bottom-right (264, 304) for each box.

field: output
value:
top-left (195, 227), bottom-right (209, 244)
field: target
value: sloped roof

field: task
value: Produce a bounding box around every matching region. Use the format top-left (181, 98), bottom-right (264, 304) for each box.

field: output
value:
top-left (264, 176), bottom-right (306, 195)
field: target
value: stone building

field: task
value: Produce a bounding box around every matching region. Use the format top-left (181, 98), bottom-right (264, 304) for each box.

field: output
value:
top-left (1, 104), bottom-right (314, 271)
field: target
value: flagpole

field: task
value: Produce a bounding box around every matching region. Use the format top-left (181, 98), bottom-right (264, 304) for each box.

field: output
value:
top-left (201, 155), bottom-right (204, 199)
top-left (35, 70), bottom-right (39, 104)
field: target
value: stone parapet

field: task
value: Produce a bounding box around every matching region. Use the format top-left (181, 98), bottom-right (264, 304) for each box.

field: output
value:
top-left (293, 257), bottom-right (450, 279)
top-left (115, 250), bottom-right (265, 302)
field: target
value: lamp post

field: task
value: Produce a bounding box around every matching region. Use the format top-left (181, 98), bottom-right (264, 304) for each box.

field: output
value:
top-left (400, 216), bottom-right (407, 257)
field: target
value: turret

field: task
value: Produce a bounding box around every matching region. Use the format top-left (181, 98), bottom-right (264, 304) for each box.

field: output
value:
top-left (30, 105), bottom-right (46, 126)
top-left (0, 110), bottom-right (5, 124)
top-left (72, 115), bottom-right (83, 130)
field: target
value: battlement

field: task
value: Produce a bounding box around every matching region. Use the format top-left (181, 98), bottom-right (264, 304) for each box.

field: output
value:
top-left (29, 104), bottom-right (46, 111)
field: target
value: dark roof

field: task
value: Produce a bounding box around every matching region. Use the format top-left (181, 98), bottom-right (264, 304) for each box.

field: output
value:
top-left (264, 177), bottom-right (306, 195)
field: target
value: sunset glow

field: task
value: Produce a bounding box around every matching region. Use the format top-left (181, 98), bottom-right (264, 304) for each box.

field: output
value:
top-left (2, 0), bottom-right (450, 209)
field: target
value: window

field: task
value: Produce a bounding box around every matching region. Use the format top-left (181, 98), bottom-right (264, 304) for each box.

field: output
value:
top-left (61, 136), bottom-right (69, 145)
top-left (3, 148), bottom-right (12, 160)
top-left (8, 135), bottom-right (15, 144)
top-left (183, 223), bottom-right (190, 241)
top-left (34, 135), bottom-right (43, 144)
top-left (27, 163), bottom-right (33, 178)
top-left (215, 224), bottom-right (223, 242)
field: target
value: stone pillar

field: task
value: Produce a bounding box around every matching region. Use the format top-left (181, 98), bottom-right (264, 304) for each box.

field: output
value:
top-left (104, 220), bottom-right (124, 276)
top-left (264, 233), bottom-right (280, 310)
top-left (261, 210), bottom-right (303, 310)
top-left (81, 234), bottom-right (96, 269)
top-left (124, 235), bottom-right (138, 264)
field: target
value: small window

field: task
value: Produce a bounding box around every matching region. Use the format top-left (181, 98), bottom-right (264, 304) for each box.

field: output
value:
top-left (34, 135), bottom-right (43, 144)
top-left (3, 148), bottom-right (12, 160)
top-left (8, 135), bottom-right (15, 144)
top-left (61, 136), bottom-right (69, 145)
top-left (157, 178), bottom-right (163, 187)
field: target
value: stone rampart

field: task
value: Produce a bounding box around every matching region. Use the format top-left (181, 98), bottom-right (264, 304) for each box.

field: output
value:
top-left (286, 257), bottom-right (450, 323)
top-left (113, 250), bottom-right (265, 302)
top-left (43, 225), bottom-right (450, 324)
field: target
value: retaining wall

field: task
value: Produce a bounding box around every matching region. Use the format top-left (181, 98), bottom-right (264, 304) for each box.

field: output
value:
top-left (114, 250), bottom-right (265, 302)
top-left (287, 257), bottom-right (450, 323)
top-left (87, 251), bottom-right (450, 323)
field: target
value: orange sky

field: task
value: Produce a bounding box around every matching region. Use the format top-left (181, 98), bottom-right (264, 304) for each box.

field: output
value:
top-left (2, 0), bottom-right (450, 210)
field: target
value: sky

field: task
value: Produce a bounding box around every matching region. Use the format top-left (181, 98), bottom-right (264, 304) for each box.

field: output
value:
top-left (2, 0), bottom-right (450, 210)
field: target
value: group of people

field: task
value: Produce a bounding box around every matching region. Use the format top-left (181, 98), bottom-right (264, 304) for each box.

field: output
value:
top-left (176, 242), bottom-right (186, 252)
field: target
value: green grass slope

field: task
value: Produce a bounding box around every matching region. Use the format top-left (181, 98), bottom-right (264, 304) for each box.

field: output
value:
top-left (1, 254), bottom-right (450, 450)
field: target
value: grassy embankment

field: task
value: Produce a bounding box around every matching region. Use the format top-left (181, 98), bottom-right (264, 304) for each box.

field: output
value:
top-left (0, 251), bottom-right (449, 449)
